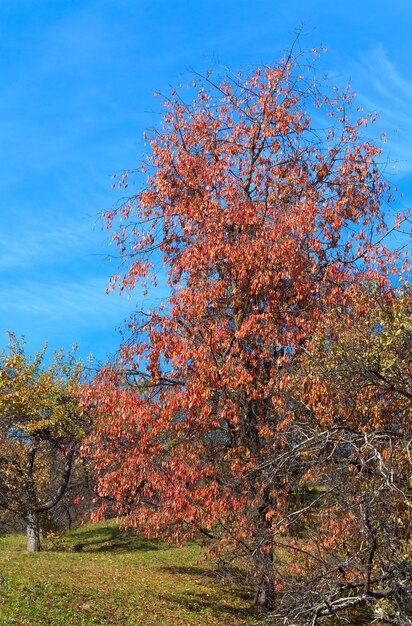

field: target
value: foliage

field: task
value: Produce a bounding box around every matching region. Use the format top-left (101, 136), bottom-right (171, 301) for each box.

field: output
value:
top-left (0, 334), bottom-right (92, 551)
top-left (262, 287), bottom-right (412, 624)
top-left (84, 48), bottom-right (411, 619)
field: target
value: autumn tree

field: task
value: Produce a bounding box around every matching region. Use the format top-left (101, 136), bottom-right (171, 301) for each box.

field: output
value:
top-left (262, 286), bottom-right (412, 624)
top-left (0, 334), bottom-right (92, 551)
top-left (85, 50), bottom-right (410, 614)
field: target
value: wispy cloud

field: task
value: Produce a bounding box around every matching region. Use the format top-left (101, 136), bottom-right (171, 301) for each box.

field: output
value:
top-left (0, 215), bottom-right (97, 271)
top-left (354, 45), bottom-right (412, 177)
top-left (0, 273), bottom-right (169, 327)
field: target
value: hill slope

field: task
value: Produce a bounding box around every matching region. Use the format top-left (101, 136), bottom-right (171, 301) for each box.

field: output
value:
top-left (0, 521), bottom-right (256, 625)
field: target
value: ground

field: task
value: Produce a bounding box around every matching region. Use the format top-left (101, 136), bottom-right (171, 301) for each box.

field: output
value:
top-left (0, 521), bottom-right (256, 626)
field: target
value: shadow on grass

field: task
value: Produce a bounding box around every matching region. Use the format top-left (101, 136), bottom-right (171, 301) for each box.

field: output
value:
top-left (54, 524), bottom-right (161, 553)
top-left (319, 607), bottom-right (373, 626)
top-left (161, 565), bottom-right (217, 580)
top-left (163, 565), bottom-right (252, 598)
top-left (156, 588), bottom-right (256, 621)
top-left (159, 565), bottom-right (255, 620)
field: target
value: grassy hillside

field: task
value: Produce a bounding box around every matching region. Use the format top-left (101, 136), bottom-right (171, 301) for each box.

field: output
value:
top-left (0, 521), bottom-right (256, 626)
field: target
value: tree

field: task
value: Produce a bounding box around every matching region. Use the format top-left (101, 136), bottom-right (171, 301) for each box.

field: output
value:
top-left (0, 334), bottom-right (92, 551)
top-left (85, 49), bottom-right (410, 614)
top-left (263, 286), bottom-right (412, 624)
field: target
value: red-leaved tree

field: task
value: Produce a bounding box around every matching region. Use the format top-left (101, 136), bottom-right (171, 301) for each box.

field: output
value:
top-left (84, 50), bottom-right (410, 618)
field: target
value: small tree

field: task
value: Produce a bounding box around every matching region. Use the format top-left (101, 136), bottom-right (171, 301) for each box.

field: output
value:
top-left (0, 334), bottom-right (92, 551)
top-left (85, 49), bottom-right (409, 612)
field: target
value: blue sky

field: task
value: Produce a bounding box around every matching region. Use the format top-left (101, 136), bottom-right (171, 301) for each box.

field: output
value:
top-left (1, 0), bottom-right (411, 365)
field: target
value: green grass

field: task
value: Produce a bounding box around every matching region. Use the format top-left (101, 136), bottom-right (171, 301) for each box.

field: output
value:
top-left (0, 521), bottom-right (257, 626)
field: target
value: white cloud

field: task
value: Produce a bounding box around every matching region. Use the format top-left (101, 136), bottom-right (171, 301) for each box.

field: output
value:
top-left (0, 276), bottom-right (133, 326)
top-left (0, 271), bottom-right (170, 327)
top-left (354, 45), bottom-right (412, 177)
top-left (0, 215), bottom-right (97, 270)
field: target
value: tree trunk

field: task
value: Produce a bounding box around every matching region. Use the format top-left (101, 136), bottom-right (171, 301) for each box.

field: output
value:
top-left (254, 576), bottom-right (276, 610)
top-left (253, 544), bottom-right (276, 610)
top-left (26, 512), bottom-right (41, 552)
